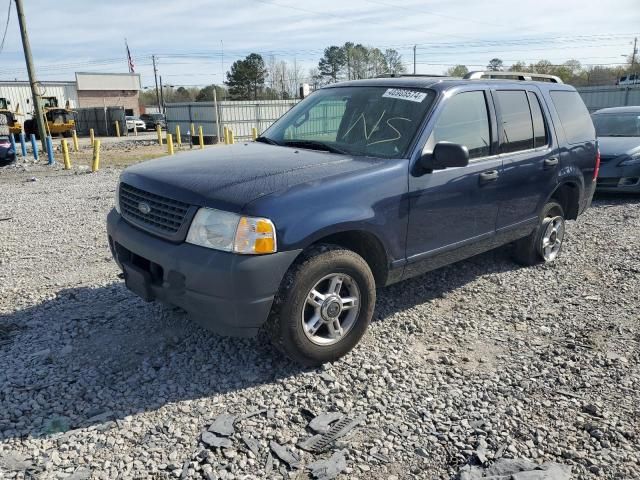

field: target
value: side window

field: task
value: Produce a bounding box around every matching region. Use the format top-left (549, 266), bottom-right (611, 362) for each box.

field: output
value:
top-left (528, 92), bottom-right (548, 148)
top-left (495, 90), bottom-right (534, 153)
top-left (549, 90), bottom-right (595, 144)
top-left (430, 91), bottom-right (490, 159)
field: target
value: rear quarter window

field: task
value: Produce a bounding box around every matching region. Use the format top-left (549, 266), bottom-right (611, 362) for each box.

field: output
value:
top-left (549, 90), bottom-right (595, 144)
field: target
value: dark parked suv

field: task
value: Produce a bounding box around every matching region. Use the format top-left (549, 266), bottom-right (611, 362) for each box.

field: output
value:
top-left (140, 113), bottom-right (166, 130)
top-left (107, 72), bottom-right (598, 365)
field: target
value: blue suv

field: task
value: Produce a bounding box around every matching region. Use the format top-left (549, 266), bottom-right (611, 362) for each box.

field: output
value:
top-left (107, 72), bottom-right (598, 365)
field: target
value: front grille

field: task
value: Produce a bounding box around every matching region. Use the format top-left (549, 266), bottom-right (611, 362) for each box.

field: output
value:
top-left (119, 183), bottom-right (191, 238)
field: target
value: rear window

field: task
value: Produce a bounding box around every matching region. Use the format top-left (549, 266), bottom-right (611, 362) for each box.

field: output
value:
top-left (549, 90), bottom-right (594, 144)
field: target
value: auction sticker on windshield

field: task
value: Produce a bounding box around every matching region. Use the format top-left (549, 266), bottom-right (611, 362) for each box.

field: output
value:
top-left (382, 88), bottom-right (428, 103)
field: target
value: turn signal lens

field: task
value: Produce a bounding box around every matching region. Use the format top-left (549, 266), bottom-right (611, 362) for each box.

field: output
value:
top-left (234, 217), bottom-right (277, 254)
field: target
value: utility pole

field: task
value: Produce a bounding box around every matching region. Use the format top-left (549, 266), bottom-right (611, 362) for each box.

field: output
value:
top-left (413, 45), bottom-right (417, 75)
top-left (15, 0), bottom-right (47, 149)
top-left (152, 55), bottom-right (161, 113)
top-left (631, 37), bottom-right (638, 75)
top-left (159, 75), bottom-right (164, 115)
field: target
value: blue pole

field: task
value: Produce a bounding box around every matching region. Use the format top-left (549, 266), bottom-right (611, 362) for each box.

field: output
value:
top-left (46, 136), bottom-right (55, 165)
top-left (30, 134), bottom-right (38, 161)
top-left (19, 132), bottom-right (26, 157)
top-left (9, 133), bottom-right (16, 156)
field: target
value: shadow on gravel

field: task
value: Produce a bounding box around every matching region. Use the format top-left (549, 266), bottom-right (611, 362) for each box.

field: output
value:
top-left (375, 246), bottom-right (523, 320)
top-left (591, 191), bottom-right (640, 207)
top-left (0, 282), bottom-right (307, 441)
top-left (0, 241), bottom-right (531, 442)
top-left (0, 246), bottom-right (523, 442)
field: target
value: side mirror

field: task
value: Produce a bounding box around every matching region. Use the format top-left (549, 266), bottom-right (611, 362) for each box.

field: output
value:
top-left (420, 142), bottom-right (470, 171)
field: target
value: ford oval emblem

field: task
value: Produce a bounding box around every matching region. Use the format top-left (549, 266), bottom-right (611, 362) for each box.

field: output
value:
top-left (138, 202), bottom-right (151, 215)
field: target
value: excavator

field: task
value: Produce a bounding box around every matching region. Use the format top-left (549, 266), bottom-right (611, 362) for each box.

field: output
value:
top-left (0, 98), bottom-right (24, 135)
top-left (24, 96), bottom-right (76, 138)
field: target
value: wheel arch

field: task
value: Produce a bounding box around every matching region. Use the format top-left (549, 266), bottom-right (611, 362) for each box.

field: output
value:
top-left (549, 181), bottom-right (581, 220)
top-left (305, 229), bottom-right (391, 287)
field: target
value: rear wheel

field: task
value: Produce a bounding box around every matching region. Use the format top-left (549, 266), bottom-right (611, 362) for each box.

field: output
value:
top-left (264, 245), bottom-right (376, 366)
top-left (512, 201), bottom-right (565, 265)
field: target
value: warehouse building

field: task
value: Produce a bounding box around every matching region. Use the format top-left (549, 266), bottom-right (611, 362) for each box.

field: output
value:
top-left (0, 72), bottom-right (141, 119)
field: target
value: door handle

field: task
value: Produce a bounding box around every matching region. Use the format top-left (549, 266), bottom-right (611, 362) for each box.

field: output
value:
top-left (479, 170), bottom-right (499, 184)
top-left (544, 157), bottom-right (559, 169)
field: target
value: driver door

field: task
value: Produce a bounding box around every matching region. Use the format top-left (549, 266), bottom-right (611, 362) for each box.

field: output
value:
top-left (404, 89), bottom-right (503, 277)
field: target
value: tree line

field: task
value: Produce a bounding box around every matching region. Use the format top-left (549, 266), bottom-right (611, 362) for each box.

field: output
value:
top-left (446, 55), bottom-right (639, 86)
top-left (140, 46), bottom-right (638, 106)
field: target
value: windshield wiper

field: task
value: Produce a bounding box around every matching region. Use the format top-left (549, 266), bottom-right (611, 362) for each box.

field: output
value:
top-left (283, 140), bottom-right (348, 155)
top-left (255, 136), bottom-right (282, 146)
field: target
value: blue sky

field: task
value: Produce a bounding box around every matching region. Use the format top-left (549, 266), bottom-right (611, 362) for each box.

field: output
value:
top-left (0, 0), bottom-right (638, 88)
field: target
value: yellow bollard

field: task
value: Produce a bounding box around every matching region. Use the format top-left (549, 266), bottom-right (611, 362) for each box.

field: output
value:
top-left (61, 139), bottom-right (71, 170)
top-left (190, 123), bottom-right (195, 138)
top-left (175, 125), bottom-right (182, 146)
top-left (167, 133), bottom-right (174, 155)
top-left (229, 130), bottom-right (235, 145)
top-left (198, 126), bottom-right (204, 149)
top-left (89, 128), bottom-right (95, 146)
top-left (114, 121), bottom-right (120, 138)
top-left (252, 127), bottom-right (258, 140)
top-left (72, 130), bottom-right (79, 152)
top-left (91, 140), bottom-right (101, 172)
top-left (156, 125), bottom-right (163, 145)
top-left (223, 126), bottom-right (229, 145)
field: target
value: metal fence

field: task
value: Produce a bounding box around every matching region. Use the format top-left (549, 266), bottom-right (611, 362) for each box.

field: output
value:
top-left (218, 100), bottom-right (299, 140)
top-left (74, 107), bottom-right (126, 136)
top-left (576, 84), bottom-right (640, 112)
top-left (165, 99), bottom-right (300, 142)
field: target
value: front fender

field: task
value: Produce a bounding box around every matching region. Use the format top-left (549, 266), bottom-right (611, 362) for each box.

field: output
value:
top-left (243, 159), bottom-right (410, 264)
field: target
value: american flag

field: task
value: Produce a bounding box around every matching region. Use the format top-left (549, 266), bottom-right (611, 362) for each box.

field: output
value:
top-left (125, 40), bottom-right (135, 73)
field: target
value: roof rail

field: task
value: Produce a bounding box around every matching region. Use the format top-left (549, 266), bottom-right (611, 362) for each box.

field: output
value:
top-left (381, 73), bottom-right (449, 78)
top-left (463, 71), bottom-right (563, 84)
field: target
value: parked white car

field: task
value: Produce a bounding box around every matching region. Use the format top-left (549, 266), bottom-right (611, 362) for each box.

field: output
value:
top-left (125, 116), bottom-right (146, 132)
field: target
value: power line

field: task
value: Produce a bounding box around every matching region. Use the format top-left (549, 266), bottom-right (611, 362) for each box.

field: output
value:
top-left (0, 0), bottom-right (11, 55)
top-left (360, 0), bottom-right (506, 28)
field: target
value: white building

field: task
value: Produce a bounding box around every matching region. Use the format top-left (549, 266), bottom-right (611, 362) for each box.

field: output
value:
top-left (0, 72), bottom-right (141, 119)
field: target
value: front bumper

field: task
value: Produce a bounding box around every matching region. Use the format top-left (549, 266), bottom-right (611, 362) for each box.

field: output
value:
top-left (596, 162), bottom-right (640, 192)
top-left (107, 209), bottom-right (301, 337)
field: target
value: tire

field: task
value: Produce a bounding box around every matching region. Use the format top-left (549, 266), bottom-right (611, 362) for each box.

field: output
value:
top-left (264, 244), bottom-right (376, 366)
top-left (512, 201), bottom-right (565, 266)
top-left (62, 130), bottom-right (72, 138)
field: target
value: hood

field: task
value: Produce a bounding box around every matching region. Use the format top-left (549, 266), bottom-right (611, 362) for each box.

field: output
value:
top-left (598, 136), bottom-right (640, 157)
top-left (121, 142), bottom-right (385, 212)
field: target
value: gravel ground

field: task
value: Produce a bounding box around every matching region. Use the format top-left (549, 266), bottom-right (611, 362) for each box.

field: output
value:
top-left (0, 164), bottom-right (638, 480)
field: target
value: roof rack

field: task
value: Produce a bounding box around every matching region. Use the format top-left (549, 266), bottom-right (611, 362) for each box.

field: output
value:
top-left (463, 71), bottom-right (563, 83)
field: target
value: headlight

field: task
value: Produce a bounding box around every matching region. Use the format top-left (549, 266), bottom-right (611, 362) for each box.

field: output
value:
top-left (114, 177), bottom-right (121, 214)
top-left (620, 152), bottom-right (640, 166)
top-left (186, 208), bottom-right (277, 254)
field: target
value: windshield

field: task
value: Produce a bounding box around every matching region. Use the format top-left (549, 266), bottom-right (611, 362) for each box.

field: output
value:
top-left (261, 86), bottom-right (436, 158)
top-left (592, 113), bottom-right (640, 137)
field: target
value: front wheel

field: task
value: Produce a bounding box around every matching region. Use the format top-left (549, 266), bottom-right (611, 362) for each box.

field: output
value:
top-left (264, 245), bottom-right (376, 366)
top-left (512, 201), bottom-right (565, 265)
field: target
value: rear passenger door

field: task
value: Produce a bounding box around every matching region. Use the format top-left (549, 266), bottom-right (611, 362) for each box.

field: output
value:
top-left (491, 88), bottom-right (558, 238)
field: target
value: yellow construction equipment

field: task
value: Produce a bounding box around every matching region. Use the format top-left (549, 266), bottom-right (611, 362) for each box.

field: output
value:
top-left (0, 98), bottom-right (24, 135)
top-left (24, 97), bottom-right (76, 139)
